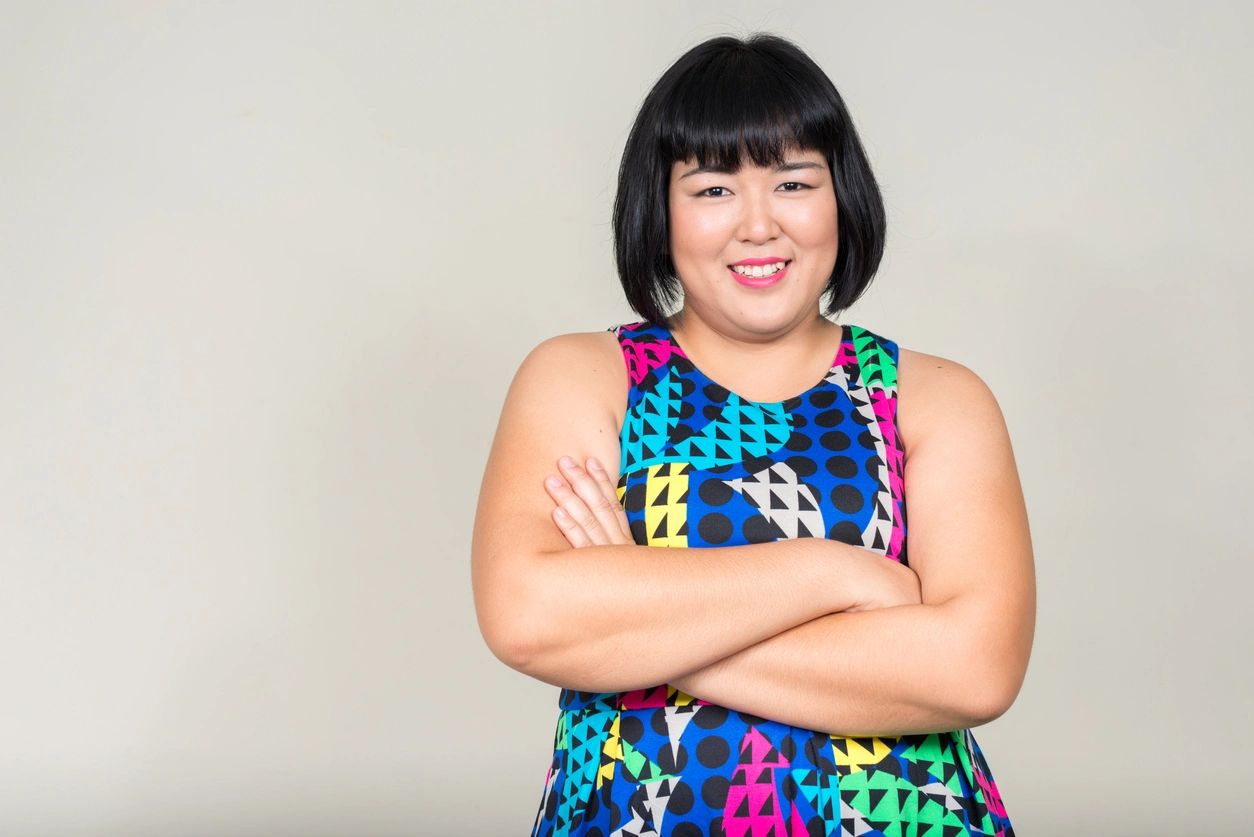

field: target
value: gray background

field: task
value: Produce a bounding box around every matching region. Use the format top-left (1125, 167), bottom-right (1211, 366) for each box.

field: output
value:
top-left (3, 1), bottom-right (1251, 835)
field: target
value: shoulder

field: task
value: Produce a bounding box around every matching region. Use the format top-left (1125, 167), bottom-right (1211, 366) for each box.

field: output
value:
top-left (896, 344), bottom-right (1008, 458)
top-left (522, 327), bottom-right (623, 372)
top-left (507, 326), bottom-right (628, 433)
top-left (516, 327), bottom-right (625, 395)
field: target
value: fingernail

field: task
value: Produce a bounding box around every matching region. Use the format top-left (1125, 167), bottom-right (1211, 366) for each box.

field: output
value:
top-left (559, 456), bottom-right (575, 468)
top-left (545, 475), bottom-right (561, 488)
top-left (588, 457), bottom-right (603, 471)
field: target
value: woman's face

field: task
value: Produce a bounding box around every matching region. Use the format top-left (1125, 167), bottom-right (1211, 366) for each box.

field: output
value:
top-left (667, 145), bottom-right (838, 333)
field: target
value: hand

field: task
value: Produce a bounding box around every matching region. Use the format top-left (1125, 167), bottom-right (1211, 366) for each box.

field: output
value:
top-left (543, 455), bottom-right (634, 548)
top-left (844, 551), bottom-right (923, 613)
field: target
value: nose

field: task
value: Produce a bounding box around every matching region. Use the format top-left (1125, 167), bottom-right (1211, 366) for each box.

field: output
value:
top-left (736, 188), bottom-right (780, 243)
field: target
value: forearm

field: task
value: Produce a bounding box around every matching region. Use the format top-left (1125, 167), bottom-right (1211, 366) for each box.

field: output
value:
top-left (515, 538), bottom-right (877, 694)
top-left (670, 599), bottom-right (1016, 736)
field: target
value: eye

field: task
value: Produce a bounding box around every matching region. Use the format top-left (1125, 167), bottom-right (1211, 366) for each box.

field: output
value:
top-left (699, 186), bottom-right (729, 197)
top-left (779, 182), bottom-right (812, 192)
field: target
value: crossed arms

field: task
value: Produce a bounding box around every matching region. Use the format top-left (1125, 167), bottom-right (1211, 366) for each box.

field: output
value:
top-left (471, 334), bottom-right (1036, 737)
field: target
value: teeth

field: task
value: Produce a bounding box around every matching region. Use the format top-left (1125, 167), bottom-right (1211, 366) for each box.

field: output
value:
top-left (731, 261), bottom-right (787, 277)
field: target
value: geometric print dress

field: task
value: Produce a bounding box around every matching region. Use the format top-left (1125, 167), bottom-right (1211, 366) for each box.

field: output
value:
top-left (530, 319), bottom-right (1015, 837)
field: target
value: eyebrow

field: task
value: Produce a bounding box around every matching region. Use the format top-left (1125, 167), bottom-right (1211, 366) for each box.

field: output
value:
top-left (678, 160), bottom-right (825, 179)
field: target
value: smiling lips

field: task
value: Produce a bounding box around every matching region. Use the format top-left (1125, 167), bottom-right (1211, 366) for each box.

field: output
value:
top-left (728, 258), bottom-right (791, 287)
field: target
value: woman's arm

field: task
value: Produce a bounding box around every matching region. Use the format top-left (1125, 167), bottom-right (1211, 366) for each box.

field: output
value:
top-left (471, 332), bottom-right (898, 693)
top-left (668, 356), bottom-right (1036, 736)
top-left (520, 538), bottom-right (888, 694)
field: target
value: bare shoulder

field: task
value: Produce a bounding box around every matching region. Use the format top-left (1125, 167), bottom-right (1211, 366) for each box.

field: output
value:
top-left (516, 329), bottom-right (627, 434)
top-left (896, 345), bottom-right (1009, 459)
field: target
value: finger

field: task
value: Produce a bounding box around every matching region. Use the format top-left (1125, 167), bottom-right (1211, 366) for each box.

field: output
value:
top-left (585, 456), bottom-right (632, 541)
top-left (544, 472), bottom-right (611, 545)
top-left (544, 476), bottom-right (593, 547)
top-left (557, 457), bottom-right (622, 545)
top-left (571, 458), bottom-right (631, 545)
top-left (552, 505), bottom-right (593, 548)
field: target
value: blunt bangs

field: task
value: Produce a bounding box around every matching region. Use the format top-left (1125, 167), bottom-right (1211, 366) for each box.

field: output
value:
top-left (612, 33), bottom-right (887, 325)
top-left (657, 46), bottom-right (833, 174)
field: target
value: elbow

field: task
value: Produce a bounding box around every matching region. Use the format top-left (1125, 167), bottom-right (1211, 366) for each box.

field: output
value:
top-left (964, 685), bottom-right (1015, 727)
top-left (482, 617), bottom-right (539, 673)
top-left (959, 656), bottom-right (1026, 727)
top-left (475, 577), bottom-right (545, 674)
top-left (487, 609), bottom-right (625, 694)
top-left (944, 599), bottom-right (1030, 727)
top-left (491, 632), bottom-right (536, 672)
top-left (474, 554), bottom-right (621, 693)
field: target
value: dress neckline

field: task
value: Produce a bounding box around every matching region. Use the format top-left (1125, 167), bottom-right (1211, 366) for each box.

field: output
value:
top-left (656, 319), bottom-right (848, 407)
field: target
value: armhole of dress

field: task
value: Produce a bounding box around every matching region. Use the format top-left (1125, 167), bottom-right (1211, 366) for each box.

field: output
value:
top-left (606, 323), bottom-right (631, 479)
top-left (882, 333), bottom-right (907, 566)
top-left (851, 324), bottom-right (908, 565)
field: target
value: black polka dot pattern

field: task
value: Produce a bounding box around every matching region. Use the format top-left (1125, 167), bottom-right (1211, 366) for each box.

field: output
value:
top-left (534, 322), bottom-right (1014, 836)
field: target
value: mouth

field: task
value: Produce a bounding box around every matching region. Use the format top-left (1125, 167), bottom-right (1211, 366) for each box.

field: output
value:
top-left (728, 259), bottom-right (791, 287)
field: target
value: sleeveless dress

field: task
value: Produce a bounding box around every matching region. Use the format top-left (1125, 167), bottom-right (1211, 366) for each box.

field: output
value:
top-left (529, 319), bottom-right (1015, 837)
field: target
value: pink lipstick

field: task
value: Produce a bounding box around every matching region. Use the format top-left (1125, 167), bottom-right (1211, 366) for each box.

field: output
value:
top-left (728, 259), bottom-right (791, 288)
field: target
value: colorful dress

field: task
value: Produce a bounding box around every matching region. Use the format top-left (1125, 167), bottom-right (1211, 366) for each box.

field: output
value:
top-left (530, 319), bottom-right (1014, 837)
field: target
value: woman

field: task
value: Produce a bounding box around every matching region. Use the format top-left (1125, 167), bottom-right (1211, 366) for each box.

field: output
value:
top-left (472, 33), bottom-right (1035, 837)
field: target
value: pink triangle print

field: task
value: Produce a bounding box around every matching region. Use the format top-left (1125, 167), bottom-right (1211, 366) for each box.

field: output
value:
top-left (724, 727), bottom-right (789, 836)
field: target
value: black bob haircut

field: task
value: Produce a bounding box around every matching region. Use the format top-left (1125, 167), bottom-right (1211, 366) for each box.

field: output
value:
top-left (612, 33), bottom-right (887, 325)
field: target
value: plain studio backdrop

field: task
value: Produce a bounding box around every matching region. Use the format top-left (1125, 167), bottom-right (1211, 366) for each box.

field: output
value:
top-left (3, 2), bottom-right (1251, 835)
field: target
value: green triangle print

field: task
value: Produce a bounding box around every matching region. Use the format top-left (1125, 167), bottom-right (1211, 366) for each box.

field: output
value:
top-left (619, 738), bottom-right (677, 785)
top-left (840, 766), bottom-right (969, 831)
top-left (850, 324), bottom-right (897, 390)
top-left (900, 733), bottom-right (961, 793)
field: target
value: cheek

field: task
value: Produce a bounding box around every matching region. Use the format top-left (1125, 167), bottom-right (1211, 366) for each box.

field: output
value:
top-left (788, 201), bottom-right (839, 247)
top-left (669, 205), bottom-right (732, 254)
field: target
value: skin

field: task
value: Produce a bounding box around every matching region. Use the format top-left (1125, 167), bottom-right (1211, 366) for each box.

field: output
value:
top-left (532, 145), bottom-right (1037, 734)
top-left (661, 144), bottom-right (844, 402)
